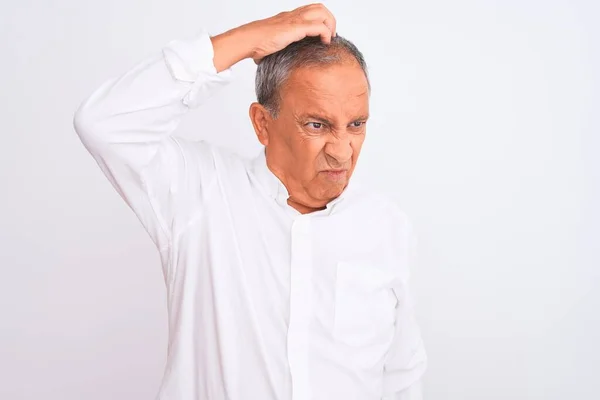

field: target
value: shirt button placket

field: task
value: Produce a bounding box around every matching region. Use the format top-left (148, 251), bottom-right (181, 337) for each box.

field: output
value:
top-left (287, 216), bottom-right (313, 400)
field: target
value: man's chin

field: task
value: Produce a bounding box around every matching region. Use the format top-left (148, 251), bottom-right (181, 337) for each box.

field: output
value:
top-left (320, 182), bottom-right (347, 200)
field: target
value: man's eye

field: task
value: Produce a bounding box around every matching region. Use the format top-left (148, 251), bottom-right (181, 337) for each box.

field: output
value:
top-left (308, 122), bottom-right (323, 129)
top-left (351, 121), bottom-right (365, 128)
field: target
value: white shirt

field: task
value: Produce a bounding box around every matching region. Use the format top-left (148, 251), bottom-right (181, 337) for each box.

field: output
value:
top-left (73, 30), bottom-right (427, 400)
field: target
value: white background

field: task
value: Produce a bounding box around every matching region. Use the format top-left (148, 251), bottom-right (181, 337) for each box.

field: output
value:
top-left (1, 0), bottom-right (598, 399)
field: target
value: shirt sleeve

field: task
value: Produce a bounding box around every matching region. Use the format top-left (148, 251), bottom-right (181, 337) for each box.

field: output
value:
top-left (73, 31), bottom-right (232, 260)
top-left (382, 216), bottom-right (428, 398)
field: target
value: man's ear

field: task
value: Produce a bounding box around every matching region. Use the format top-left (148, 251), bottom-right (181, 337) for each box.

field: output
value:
top-left (249, 102), bottom-right (272, 146)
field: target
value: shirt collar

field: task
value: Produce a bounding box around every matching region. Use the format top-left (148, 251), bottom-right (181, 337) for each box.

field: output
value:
top-left (249, 147), bottom-right (355, 212)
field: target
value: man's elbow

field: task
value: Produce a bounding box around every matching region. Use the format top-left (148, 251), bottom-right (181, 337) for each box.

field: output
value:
top-left (72, 100), bottom-right (104, 152)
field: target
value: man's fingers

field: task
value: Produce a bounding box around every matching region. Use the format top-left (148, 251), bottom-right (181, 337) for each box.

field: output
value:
top-left (302, 21), bottom-right (333, 44)
top-left (301, 5), bottom-right (336, 38)
top-left (322, 16), bottom-right (336, 38)
top-left (321, 6), bottom-right (337, 37)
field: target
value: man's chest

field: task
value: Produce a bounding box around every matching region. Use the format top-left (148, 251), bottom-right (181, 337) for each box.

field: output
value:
top-left (174, 194), bottom-right (403, 358)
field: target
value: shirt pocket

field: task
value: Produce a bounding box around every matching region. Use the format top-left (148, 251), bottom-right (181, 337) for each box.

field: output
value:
top-left (333, 261), bottom-right (398, 348)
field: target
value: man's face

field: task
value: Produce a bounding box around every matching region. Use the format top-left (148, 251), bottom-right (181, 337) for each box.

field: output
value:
top-left (263, 59), bottom-right (369, 211)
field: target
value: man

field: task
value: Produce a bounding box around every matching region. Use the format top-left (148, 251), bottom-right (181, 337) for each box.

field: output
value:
top-left (74, 4), bottom-right (427, 400)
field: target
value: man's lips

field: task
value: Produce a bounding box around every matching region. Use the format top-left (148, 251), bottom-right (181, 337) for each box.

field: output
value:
top-left (321, 169), bottom-right (348, 180)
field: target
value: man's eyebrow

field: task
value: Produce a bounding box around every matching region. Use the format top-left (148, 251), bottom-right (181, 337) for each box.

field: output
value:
top-left (299, 114), bottom-right (370, 124)
top-left (351, 114), bottom-right (370, 121)
top-left (299, 114), bottom-right (334, 125)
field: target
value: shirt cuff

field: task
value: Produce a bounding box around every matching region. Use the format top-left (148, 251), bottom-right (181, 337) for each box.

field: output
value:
top-left (162, 29), bottom-right (233, 108)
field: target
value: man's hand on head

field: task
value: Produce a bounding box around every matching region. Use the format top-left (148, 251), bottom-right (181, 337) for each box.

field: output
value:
top-left (210, 3), bottom-right (337, 72)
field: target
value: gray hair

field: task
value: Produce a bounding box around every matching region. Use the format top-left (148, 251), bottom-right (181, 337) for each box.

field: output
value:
top-left (255, 34), bottom-right (370, 117)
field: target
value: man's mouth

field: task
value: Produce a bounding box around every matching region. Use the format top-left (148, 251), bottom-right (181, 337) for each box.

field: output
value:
top-left (322, 169), bottom-right (348, 180)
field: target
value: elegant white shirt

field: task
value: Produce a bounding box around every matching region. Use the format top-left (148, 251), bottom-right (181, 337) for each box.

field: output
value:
top-left (74, 30), bottom-right (427, 400)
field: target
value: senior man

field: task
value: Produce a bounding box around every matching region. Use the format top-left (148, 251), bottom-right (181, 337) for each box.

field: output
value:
top-left (74, 4), bottom-right (427, 400)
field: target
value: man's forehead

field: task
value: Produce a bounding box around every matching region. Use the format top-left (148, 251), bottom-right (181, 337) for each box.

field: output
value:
top-left (290, 94), bottom-right (369, 124)
top-left (283, 63), bottom-right (369, 99)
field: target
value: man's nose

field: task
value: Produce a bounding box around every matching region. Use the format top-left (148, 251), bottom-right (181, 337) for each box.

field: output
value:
top-left (324, 136), bottom-right (353, 167)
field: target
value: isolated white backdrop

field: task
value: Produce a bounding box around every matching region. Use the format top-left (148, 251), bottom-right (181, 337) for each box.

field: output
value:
top-left (0, 0), bottom-right (598, 399)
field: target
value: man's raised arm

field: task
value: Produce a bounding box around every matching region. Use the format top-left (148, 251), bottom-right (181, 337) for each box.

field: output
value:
top-left (72, 4), bottom-right (336, 253)
top-left (72, 29), bottom-right (233, 252)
